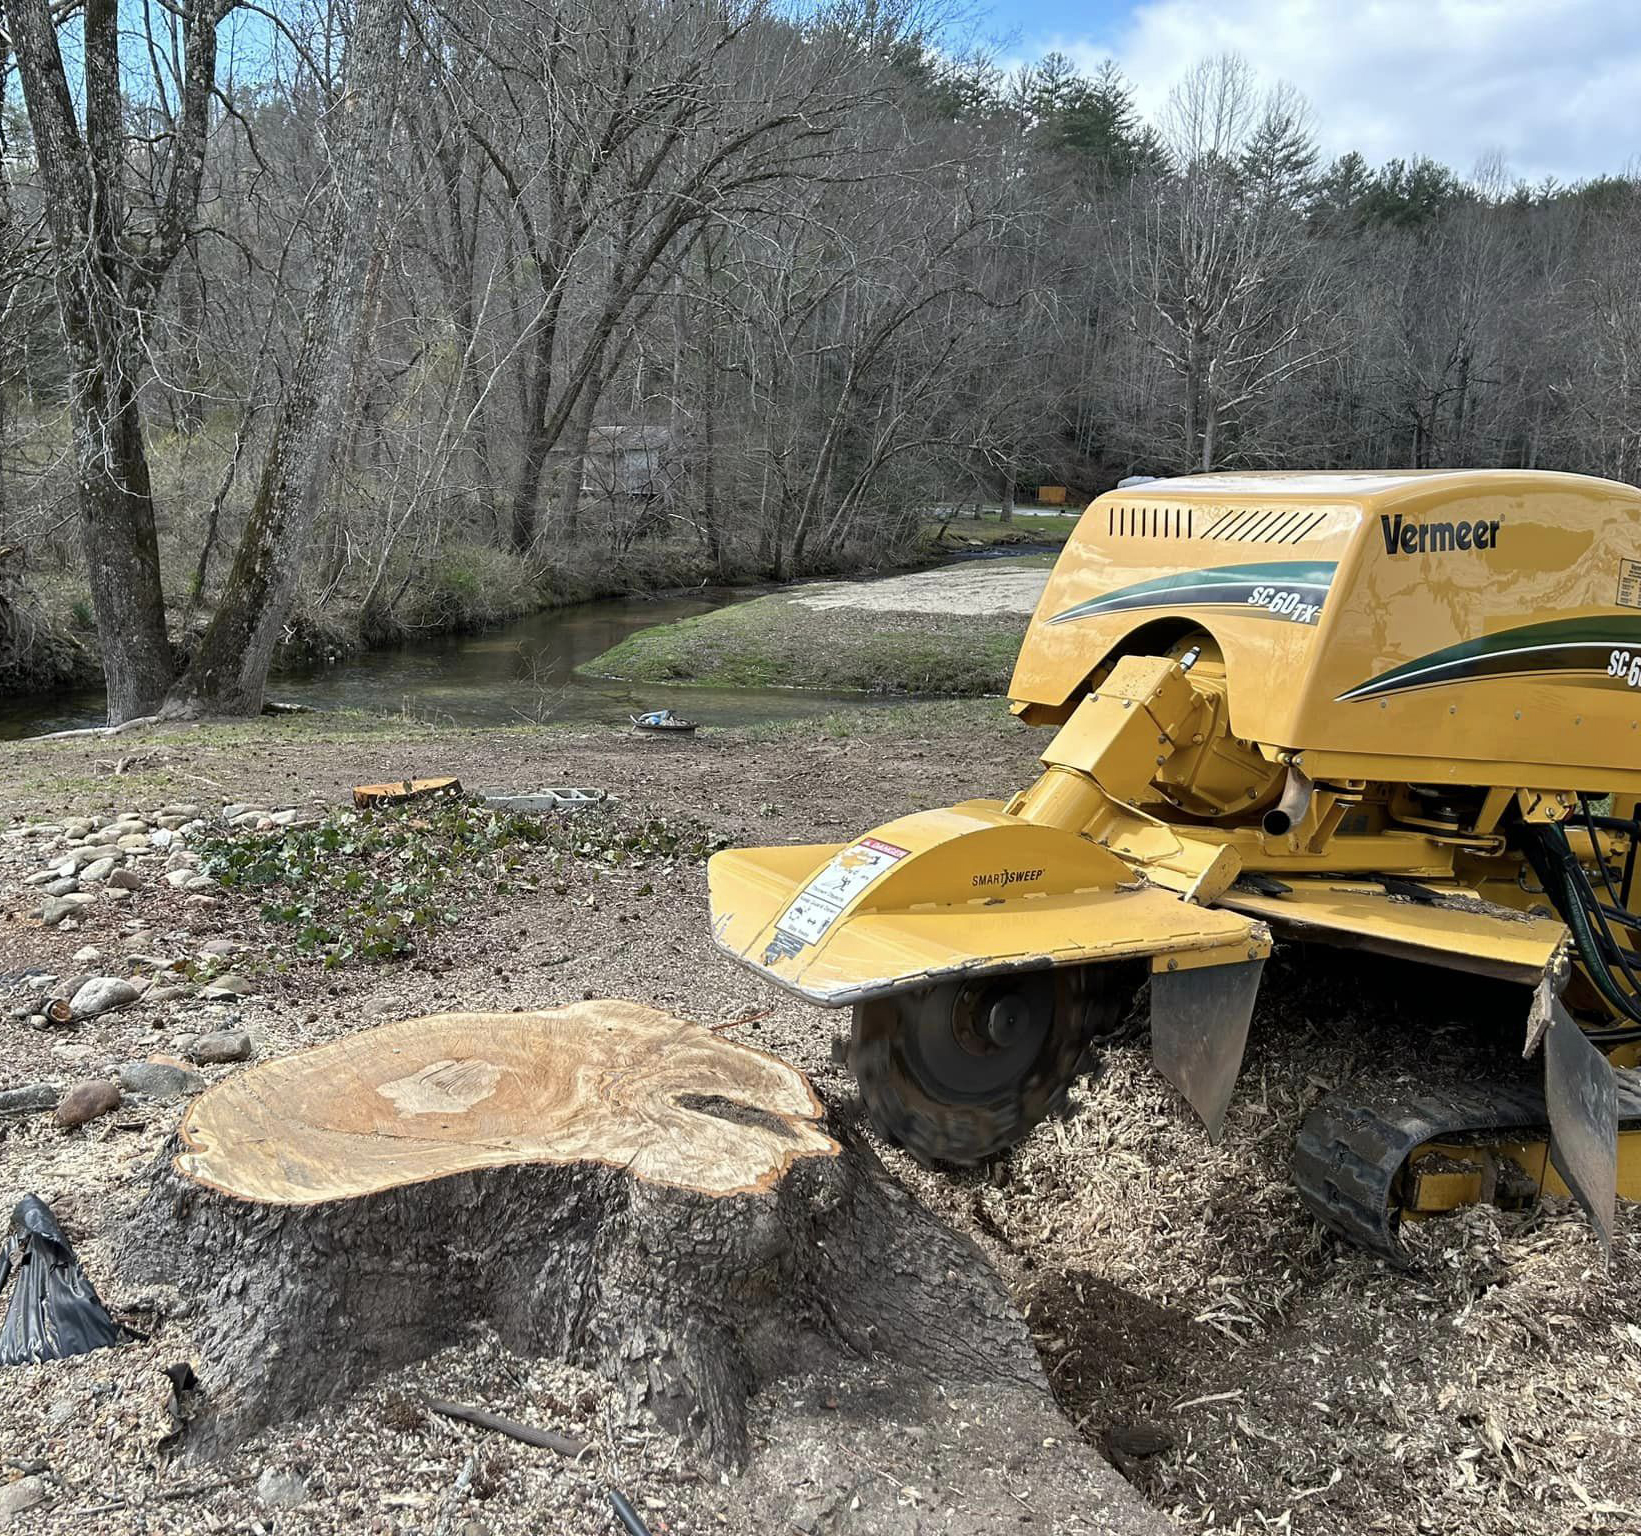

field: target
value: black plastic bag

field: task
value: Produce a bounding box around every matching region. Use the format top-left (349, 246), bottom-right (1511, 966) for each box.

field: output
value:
top-left (0, 1195), bottom-right (125, 1366)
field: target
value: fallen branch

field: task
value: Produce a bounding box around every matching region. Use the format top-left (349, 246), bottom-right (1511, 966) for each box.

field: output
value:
top-left (426, 1399), bottom-right (592, 1460)
top-left (29, 714), bottom-right (161, 743)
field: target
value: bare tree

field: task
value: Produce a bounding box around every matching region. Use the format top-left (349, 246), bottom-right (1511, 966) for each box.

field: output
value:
top-left (5, 0), bottom-right (228, 718)
top-left (166, 0), bottom-right (408, 715)
top-left (1108, 56), bottom-right (1339, 472)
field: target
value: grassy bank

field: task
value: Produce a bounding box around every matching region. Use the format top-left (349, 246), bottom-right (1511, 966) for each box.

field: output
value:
top-left (919, 509), bottom-right (1078, 553)
top-left (580, 571), bottom-right (1042, 696)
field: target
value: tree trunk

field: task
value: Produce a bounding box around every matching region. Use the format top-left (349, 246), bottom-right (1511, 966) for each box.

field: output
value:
top-left (115, 999), bottom-right (1164, 1535)
top-left (175, 240), bottom-right (207, 435)
top-left (1000, 467), bottom-right (1016, 522)
top-left (71, 358), bottom-right (176, 717)
top-left (164, 0), bottom-right (405, 716)
top-left (8, 0), bottom-right (181, 721)
top-left (552, 332), bottom-right (611, 544)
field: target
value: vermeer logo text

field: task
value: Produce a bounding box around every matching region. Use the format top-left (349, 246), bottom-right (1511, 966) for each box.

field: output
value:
top-left (1380, 514), bottom-right (1501, 556)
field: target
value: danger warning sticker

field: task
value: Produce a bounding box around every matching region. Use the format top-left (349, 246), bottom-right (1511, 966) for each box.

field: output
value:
top-left (776, 837), bottom-right (910, 947)
top-left (1618, 559), bottom-right (1641, 611)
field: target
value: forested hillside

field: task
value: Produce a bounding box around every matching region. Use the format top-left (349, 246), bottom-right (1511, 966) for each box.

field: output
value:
top-left (1, 0), bottom-right (1636, 717)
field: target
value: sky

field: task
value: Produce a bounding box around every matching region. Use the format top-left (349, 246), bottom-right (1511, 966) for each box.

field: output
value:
top-left (989, 0), bottom-right (1641, 185)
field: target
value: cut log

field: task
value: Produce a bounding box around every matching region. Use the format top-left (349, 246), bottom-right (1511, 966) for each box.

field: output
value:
top-left (122, 1000), bottom-right (1168, 1532)
top-left (351, 776), bottom-right (462, 808)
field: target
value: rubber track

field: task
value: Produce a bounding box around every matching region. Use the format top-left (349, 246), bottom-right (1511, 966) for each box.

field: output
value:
top-left (1295, 1070), bottom-right (1641, 1263)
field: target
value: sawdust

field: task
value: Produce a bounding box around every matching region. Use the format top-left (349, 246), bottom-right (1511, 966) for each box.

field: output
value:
top-left (2, 713), bottom-right (1638, 1534)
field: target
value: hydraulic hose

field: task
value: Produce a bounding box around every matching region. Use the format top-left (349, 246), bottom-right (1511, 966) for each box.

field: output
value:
top-left (1520, 814), bottom-right (1641, 1031)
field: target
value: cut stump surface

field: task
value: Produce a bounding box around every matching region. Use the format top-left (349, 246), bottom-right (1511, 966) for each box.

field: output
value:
top-left (174, 1000), bottom-right (837, 1202)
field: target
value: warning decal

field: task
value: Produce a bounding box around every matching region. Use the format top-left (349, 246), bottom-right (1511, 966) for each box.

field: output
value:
top-left (1618, 559), bottom-right (1641, 611)
top-left (776, 837), bottom-right (910, 947)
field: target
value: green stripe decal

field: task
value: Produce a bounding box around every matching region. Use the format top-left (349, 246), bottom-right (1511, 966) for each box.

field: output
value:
top-left (1048, 562), bottom-right (1337, 627)
top-left (1338, 617), bottom-right (1641, 702)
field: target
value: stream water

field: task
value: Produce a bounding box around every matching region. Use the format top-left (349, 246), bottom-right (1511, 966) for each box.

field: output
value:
top-left (0, 539), bottom-right (1065, 741)
top-left (0, 587), bottom-right (902, 740)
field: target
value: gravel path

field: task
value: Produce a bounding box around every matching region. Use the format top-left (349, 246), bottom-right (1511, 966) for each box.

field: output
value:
top-left (790, 562), bottom-right (1050, 616)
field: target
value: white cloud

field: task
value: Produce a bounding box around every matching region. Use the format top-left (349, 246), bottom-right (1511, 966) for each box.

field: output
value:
top-left (1023, 0), bottom-right (1641, 184)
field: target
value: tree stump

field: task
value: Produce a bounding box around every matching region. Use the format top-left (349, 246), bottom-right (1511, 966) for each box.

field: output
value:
top-left (122, 1001), bottom-right (1047, 1465)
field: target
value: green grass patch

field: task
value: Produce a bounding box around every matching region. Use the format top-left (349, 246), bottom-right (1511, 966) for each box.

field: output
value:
top-left (581, 590), bottom-right (1029, 696)
top-left (197, 793), bottom-right (724, 966)
top-left (919, 510), bottom-right (1077, 553)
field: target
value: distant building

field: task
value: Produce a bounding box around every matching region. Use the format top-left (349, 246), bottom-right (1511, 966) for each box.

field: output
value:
top-left (580, 425), bottom-right (673, 502)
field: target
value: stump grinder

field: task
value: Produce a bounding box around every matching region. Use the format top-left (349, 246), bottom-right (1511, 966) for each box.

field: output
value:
top-left (709, 470), bottom-right (1641, 1260)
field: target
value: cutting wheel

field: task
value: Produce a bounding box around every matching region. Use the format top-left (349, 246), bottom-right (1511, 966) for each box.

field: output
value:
top-left (850, 968), bottom-right (1105, 1165)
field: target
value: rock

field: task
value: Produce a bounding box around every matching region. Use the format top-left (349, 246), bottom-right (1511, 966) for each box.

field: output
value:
top-left (87, 827), bottom-right (122, 846)
top-left (143, 985), bottom-right (192, 1007)
top-left (118, 1061), bottom-right (205, 1099)
top-left (64, 818), bottom-right (94, 839)
top-left (221, 803), bottom-right (253, 821)
top-left (270, 809), bottom-right (301, 827)
top-left (81, 856), bottom-right (120, 883)
top-left (183, 874), bottom-right (217, 893)
top-left (41, 893), bottom-right (96, 925)
top-left (71, 977), bottom-right (140, 1018)
top-left (54, 971), bottom-right (96, 1003)
top-left (108, 866), bottom-right (144, 891)
top-left (184, 895), bottom-right (218, 908)
top-left (201, 974), bottom-right (252, 1000)
top-left (127, 953), bottom-right (177, 971)
top-left (0, 1474), bottom-right (51, 1521)
top-left (164, 868), bottom-right (195, 889)
top-left (232, 811), bottom-right (267, 828)
top-left (78, 843), bottom-right (125, 868)
top-left (54, 1079), bottom-right (121, 1128)
top-left (0, 1082), bottom-right (61, 1116)
top-left (28, 1015), bottom-right (49, 1031)
top-left (23, 870), bottom-right (59, 887)
top-left (149, 827), bottom-right (176, 848)
top-left (255, 1469), bottom-right (307, 1510)
top-left (42, 877), bottom-right (80, 898)
top-left (162, 803), bottom-right (200, 819)
top-left (24, 975), bottom-right (57, 993)
top-left (116, 833), bottom-right (151, 853)
top-left (49, 1042), bottom-right (93, 1062)
top-left (73, 945), bottom-right (103, 964)
top-left (190, 1030), bottom-right (254, 1065)
top-left (198, 939), bottom-right (243, 957)
top-left (102, 887), bottom-right (134, 904)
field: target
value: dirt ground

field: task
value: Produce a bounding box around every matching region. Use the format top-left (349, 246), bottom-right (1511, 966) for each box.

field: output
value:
top-left (2, 710), bottom-right (1639, 1536)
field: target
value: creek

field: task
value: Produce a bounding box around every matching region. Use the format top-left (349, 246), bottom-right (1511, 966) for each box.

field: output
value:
top-left (0, 587), bottom-right (900, 739)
